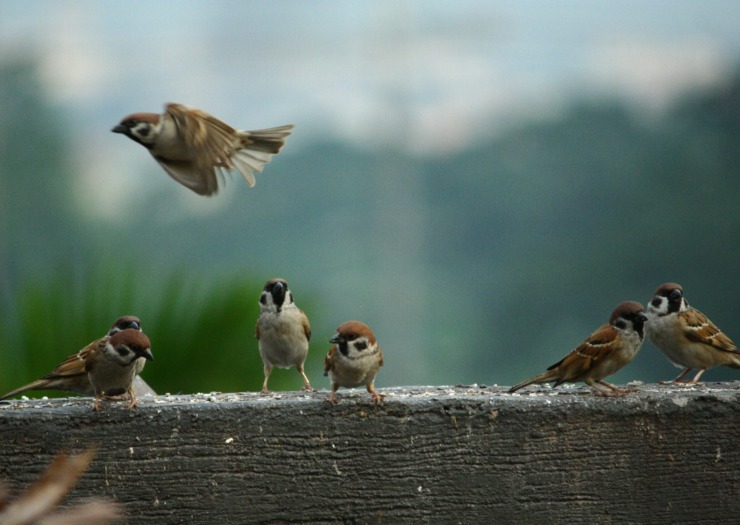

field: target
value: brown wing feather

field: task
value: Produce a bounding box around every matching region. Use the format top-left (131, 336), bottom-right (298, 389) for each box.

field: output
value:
top-left (255, 321), bottom-right (261, 340)
top-left (164, 104), bottom-right (293, 195)
top-left (46, 343), bottom-right (96, 379)
top-left (301, 311), bottom-right (312, 342)
top-left (550, 324), bottom-right (617, 385)
top-left (153, 158), bottom-right (214, 195)
top-left (681, 308), bottom-right (737, 353)
top-left (167, 103), bottom-right (237, 167)
top-left (377, 347), bottom-right (384, 368)
top-left (164, 104), bottom-right (236, 195)
top-left (323, 346), bottom-right (337, 376)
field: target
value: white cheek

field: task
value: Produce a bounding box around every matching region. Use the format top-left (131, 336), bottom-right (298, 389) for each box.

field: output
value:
top-left (347, 339), bottom-right (372, 358)
top-left (648, 298), bottom-right (666, 316)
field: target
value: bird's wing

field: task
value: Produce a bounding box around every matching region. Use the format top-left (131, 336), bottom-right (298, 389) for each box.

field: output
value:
top-left (301, 310), bottom-right (312, 342)
top-left (46, 343), bottom-right (96, 379)
top-left (681, 308), bottom-right (737, 353)
top-left (549, 323), bottom-right (618, 385)
top-left (162, 103), bottom-right (238, 195)
top-left (323, 346), bottom-right (337, 376)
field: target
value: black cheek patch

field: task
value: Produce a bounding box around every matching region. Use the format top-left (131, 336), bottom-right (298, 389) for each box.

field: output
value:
top-left (651, 298), bottom-right (662, 308)
top-left (634, 321), bottom-right (645, 339)
top-left (354, 340), bottom-right (368, 351)
top-left (615, 320), bottom-right (627, 330)
top-left (116, 346), bottom-right (130, 357)
top-left (260, 295), bottom-right (267, 305)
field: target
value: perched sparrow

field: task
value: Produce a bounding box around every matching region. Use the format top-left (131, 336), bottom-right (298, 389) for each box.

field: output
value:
top-left (255, 278), bottom-right (313, 393)
top-left (85, 328), bottom-right (153, 410)
top-left (0, 316), bottom-right (155, 401)
top-left (108, 315), bottom-right (157, 397)
top-left (509, 301), bottom-right (648, 396)
top-left (112, 102), bottom-right (294, 196)
top-left (323, 321), bottom-right (384, 403)
top-left (647, 282), bottom-right (738, 384)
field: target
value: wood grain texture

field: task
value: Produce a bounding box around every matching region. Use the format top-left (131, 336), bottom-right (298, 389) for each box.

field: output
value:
top-left (0, 383), bottom-right (738, 524)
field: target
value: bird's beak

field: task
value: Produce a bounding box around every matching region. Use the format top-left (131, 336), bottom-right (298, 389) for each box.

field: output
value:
top-left (271, 282), bottom-right (286, 302)
top-left (638, 312), bottom-right (649, 323)
top-left (329, 333), bottom-right (343, 344)
top-left (111, 124), bottom-right (127, 134)
top-left (668, 290), bottom-right (682, 302)
top-left (139, 348), bottom-right (154, 362)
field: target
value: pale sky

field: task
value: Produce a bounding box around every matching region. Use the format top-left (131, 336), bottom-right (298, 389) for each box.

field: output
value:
top-left (1, 0), bottom-right (739, 213)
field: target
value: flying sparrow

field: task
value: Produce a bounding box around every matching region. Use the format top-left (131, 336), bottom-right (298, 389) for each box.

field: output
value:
top-left (0, 316), bottom-right (155, 401)
top-left (509, 301), bottom-right (648, 396)
top-left (323, 320), bottom-right (384, 403)
top-left (646, 282), bottom-right (738, 384)
top-left (112, 102), bottom-right (293, 196)
top-left (255, 278), bottom-right (313, 393)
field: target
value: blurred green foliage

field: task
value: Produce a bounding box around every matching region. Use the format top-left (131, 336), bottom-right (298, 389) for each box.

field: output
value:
top-left (0, 264), bottom-right (324, 397)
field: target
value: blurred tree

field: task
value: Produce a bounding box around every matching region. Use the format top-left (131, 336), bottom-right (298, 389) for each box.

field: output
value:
top-left (0, 59), bottom-right (83, 281)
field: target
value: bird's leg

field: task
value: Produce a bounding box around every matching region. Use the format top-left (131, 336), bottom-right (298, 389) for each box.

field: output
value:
top-left (659, 368), bottom-right (693, 385)
top-left (586, 379), bottom-right (616, 397)
top-left (685, 368), bottom-right (707, 386)
top-left (93, 394), bottom-right (105, 412)
top-left (127, 386), bottom-right (138, 409)
top-left (261, 366), bottom-right (272, 395)
top-left (326, 383), bottom-right (340, 404)
top-left (367, 382), bottom-right (383, 404)
top-left (599, 380), bottom-right (635, 395)
top-left (296, 363), bottom-right (316, 392)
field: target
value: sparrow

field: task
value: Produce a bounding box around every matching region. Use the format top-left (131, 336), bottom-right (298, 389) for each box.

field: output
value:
top-left (0, 316), bottom-right (155, 401)
top-left (108, 316), bottom-right (157, 397)
top-left (112, 102), bottom-right (294, 196)
top-left (85, 328), bottom-right (153, 410)
top-left (509, 301), bottom-right (648, 396)
top-left (255, 278), bottom-right (313, 394)
top-left (646, 282), bottom-right (738, 384)
top-left (323, 320), bottom-right (384, 403)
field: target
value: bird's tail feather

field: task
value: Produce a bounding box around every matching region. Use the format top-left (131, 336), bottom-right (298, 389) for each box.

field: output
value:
top-left (0, 379), bottom-right (49, 401)
top-left (508, 370), bottom-right (558, 393)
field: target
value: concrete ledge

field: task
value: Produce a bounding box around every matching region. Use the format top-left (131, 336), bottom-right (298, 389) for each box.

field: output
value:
top-left (1, 383), bottom-right (738, 524)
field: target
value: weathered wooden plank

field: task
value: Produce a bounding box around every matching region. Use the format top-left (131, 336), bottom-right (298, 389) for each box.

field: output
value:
top-left (0, 383), bottom-right (738, 524)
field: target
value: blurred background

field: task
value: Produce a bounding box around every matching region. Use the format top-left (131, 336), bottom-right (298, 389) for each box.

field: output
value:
top-left (0, 1), bottom-right (738, 396)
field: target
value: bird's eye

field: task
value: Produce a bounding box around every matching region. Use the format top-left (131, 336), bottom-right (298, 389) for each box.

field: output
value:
top-left (347, 334), bottom-right (357, 341)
